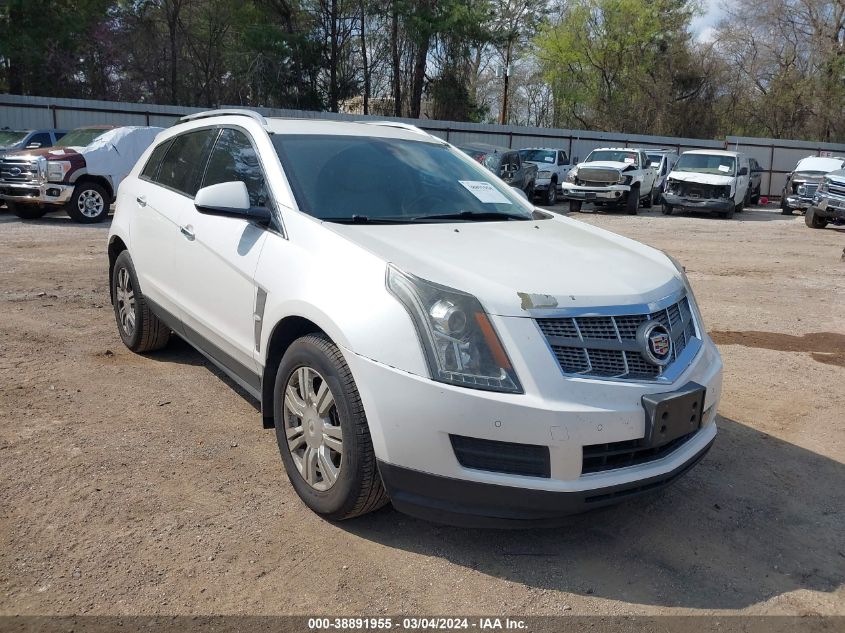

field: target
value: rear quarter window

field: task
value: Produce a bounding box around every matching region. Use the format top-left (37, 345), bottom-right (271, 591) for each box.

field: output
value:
top-left (140, 140), bottom-right (172, 182)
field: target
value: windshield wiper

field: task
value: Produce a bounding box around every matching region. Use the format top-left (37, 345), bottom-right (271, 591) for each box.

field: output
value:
top-left (320, 214), bottom-right (412, 224)
top-left (412, 210), bottom-right (530, 222)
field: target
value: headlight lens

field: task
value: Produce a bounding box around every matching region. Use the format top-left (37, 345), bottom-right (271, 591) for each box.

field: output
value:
top-left (818, 178), bottom-right (829, 193)
top-left (797, 184), bottom-right (806, 196)
top-left (618, 174), bottom-right (633, 185)
top-left (387, 265), bottom-right (522, 393)
top-left (538, 170), bottom-right (552, 178)
top-left (565, 168), bottom-right (578, 183)
top-left (47, 161), bottom-right (71, 183)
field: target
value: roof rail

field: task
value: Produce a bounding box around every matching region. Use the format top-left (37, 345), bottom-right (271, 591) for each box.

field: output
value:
top-left (359, 120), bottom-right (440, 140)
top-left (180, 108), bottom-right (269, 127)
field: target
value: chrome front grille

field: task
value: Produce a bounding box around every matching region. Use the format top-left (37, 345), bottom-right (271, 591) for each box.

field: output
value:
top-left (577, 167), bottom-right (620, 184)
top-left (0, 158), bottom-right (40, 184)
top-left (827, 180), bottom-right (845, 197)
top-left (536, 295), bottom-right (699, 381)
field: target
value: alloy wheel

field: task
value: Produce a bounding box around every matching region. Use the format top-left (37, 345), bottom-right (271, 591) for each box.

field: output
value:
top-left (78, 189), bottom-right (105, 218)
top-left (115, 267), bottom-right (136, 336)
top-left (284, 366), bottom-right (343, 491)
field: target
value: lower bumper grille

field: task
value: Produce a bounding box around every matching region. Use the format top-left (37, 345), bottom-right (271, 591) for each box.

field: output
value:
top-left (582, 432), bottom-right (695, 474)
top-left (450, 434), bottom-right (550, 478)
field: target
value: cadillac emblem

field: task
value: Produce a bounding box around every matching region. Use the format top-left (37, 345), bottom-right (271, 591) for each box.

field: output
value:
top-left (637, 320), bottom-right (673, 366)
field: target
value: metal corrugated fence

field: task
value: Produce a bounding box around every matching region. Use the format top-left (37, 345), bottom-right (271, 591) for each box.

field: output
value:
top-left (4, 93), bottom-right (845, 198)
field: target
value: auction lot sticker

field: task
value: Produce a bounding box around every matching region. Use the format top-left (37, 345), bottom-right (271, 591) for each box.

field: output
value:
top-left (459, 181), bottom-right (512, 204)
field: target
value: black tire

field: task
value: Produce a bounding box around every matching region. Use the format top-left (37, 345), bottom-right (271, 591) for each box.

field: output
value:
top-left (525, 182), bottom-right (535, 199)
top-left (642, 187), bottom-right (653, 208)
top-left (751, 186), bottom-right (760, 205)
top-left (661, 203), bottom-right (673, 216)
top-left (805, 207), bottom-right (828, 229)
top-left (111, 251), bottom-right (171, 353)
top-left (625, 186), bottom-right (639, 215)
top-left (718, 205), bottom-right (735, 219)
top-left (545, 180), bottom-right (558, 205)
top-left (569, 200), bottom-right (582, 213)
top-left (8, 201), bottom-right (49, 220)
top-left (67, 182), bottom-right (110, 223)
top-left (274, 334), bottom-right (388, 521)
top-left (781, 200), bottom-right (793, 215)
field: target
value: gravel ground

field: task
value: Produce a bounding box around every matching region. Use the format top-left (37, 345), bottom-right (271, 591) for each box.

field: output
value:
top-left (0, 203), bottom-right (843, 616)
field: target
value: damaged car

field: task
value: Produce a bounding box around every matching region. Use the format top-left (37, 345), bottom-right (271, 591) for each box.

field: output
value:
top-left (561, 147), bottom-right (658, 215)
top-left (781, 155), bottom-right (845, 215)
top-left (0, 125), bottom-right (162, 223)
top-left (662, 150), bottom-right (751, 219)
top-left (805, 169), bottom-right (845, 229)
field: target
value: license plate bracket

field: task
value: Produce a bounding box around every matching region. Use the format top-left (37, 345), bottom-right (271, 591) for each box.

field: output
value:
top-left (641, 382), bottom-right (706, 448)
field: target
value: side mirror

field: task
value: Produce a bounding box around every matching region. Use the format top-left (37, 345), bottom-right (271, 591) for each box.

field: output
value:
top-left (511, 186), bottom-right (528, 200)
top-left (194, 181), bottom-right (272, 223)
top-left (739, 167), bottom-right (748, 176)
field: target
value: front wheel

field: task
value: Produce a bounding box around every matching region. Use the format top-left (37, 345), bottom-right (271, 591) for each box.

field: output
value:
top-left (67, 182), bottom-right (110, 223)
top-left (112, 251), bottom-right (171, 353)
top-left (805, 207), bottom-right (828, 229)
top-left (661, 203), bottom-right (673, 216)
top-left (781, 200), bottom-right (793, 215)
top-left (569, 200), bottom-right (582, 213)
top-left (625, 187), bottom-right (640, 215)
top-left (545, 182), bottom-right (557, 205)
top-left (8, 201), bottom-right (49, 220)
top-left (274, 334), bottom-right (388, 520)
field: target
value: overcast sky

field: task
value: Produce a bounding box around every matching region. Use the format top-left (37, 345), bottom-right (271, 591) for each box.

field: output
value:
top-left (691, 0), bottom-right (725, 42)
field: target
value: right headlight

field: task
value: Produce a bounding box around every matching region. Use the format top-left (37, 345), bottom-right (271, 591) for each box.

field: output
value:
top-left (386, 265), bottom-right (522, 394)
top-left (565, 168), bottom-right (578, 183)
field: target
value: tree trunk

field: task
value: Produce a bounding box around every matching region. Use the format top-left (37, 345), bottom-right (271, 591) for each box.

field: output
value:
top-left (360, 0), bottom-right (369, 115)
top-left (410, 39), bottom-right (429, 118)
top-left (329, 0), bottom-right (339, 112)
top-left (391, 1), bottom-right (401, 116)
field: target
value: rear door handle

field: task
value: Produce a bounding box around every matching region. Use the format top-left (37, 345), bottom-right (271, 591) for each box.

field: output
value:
top-left (136, 195), bottom-right (147, 207)
top-left (179, 225), bottom-right (195, 241)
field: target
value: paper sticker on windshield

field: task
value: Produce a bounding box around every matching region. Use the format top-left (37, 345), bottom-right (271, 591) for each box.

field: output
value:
top-left (624, 155), bottom-right (636, 163)
top-left (718, 164), bottom-right (731, 172)
top-left (459, 180), bottom-right (512, 204)
top-left (544, 156), bottom-right (554, 162)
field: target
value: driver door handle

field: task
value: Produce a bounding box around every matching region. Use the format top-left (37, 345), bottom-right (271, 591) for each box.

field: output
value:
top-left (179, 225), bottom-right (195, 241)
top-left (136, 195), bottom-right (147, 207)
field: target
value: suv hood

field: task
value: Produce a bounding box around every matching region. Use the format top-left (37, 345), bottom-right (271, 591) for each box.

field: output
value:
top-left (792, 171), bottom-right (829, 183)
top-left (668, 171), bottom-right (734, 186)
top-left (327, 216), bottom-right (681, 317)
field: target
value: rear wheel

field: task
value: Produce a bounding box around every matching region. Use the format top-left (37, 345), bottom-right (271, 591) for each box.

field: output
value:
top-left (8, 201), bottom-right (49, 220)
top-left (569, 200), bottom-right (582, 213)
top-left (642, 187), bottom-right (654, 208)
top-left (111, 251), bottom-right (171, 353)
top-left (751, 186), bottom-right (760, 204)
top-left (781, 199), bottom-right (793, 215)
top-left (274, 334), bottom-right (388, 520)
top-left (67, 182), bottom-right (110, 223)
top-left (805, 207), bottom-right (828, 229)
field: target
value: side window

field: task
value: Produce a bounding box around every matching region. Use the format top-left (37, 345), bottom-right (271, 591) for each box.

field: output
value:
top-left (640, 152), bottom-right (649, 169)
top-left (53, 131), bottom-right (67, 142)
top-left (141, 140), bottom-right (172, 182)
top-left (201, 128), bottom-right (269, 208)
top-left (156, 129), bottom-right (218, 197)
top-left (28, 133), bottom-right (52, 148)
top-left (558, 151), bottom-right (568, 165)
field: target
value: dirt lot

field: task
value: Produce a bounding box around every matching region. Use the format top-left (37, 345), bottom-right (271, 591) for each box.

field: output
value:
top-left (0, 203), bottom-right (843, 617)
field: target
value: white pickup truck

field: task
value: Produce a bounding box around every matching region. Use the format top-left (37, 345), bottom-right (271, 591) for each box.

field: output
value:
top-left (518, 147), bottom-right (573, 205)
top-left (561, 147), bottom-right (658, 214)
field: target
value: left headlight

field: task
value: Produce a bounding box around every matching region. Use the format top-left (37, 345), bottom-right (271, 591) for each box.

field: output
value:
top-left (387, 265), bottom-right (523, 394)
top-left (818, 178), bottom-right (829, 193)
top-left (538, 170), bottom-right (552, 178)
top-left (47, 161), bottom-right (72, 183)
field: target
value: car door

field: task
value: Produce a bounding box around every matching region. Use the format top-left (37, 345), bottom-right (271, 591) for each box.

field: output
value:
top-left (175, 127), bottom-right (271, 384)
top-left (640, 151), bottom-right (656, 190)
top-left (130, 130), bottom-right (217, 326)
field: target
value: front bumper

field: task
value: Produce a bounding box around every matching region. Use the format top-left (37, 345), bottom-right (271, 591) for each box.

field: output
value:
top-left (344, 323), bottom-right (722, 526)
top-left (813, 191), bottom-right (845, 219)
top-left (560, 183), bottom-right (629, 201)
top-left (0, 182), bottom-right (73, 206)
top-left (784, 195), bottom-right (814, 210)
top-left (663, 193), bottom-right (732, 213)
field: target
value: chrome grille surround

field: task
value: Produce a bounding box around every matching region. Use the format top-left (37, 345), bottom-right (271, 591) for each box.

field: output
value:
top-left (535, 289), bottom-right (702, 383)
top-left (827, 179), bottom-right (845, 197)
top-left (577, 167), bottom-right (620, 184)
top-left (0, 157), bottom-right (43, 184)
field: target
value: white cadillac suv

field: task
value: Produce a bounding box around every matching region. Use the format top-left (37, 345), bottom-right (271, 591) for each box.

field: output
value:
top-left (108, 110), bottom-right (723, 527)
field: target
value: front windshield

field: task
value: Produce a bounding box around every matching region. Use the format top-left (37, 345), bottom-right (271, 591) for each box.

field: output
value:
top-left (586, 150), bottom-right (638, 165)
top-left (274, 135), bottom-right (534, 222)
top-left (674, 153), bottom-right (736, 176)
top-left (55, 128), bottom-right (109, 148)
top-left (647, 153), bottom-right (664, 167)
top-left (0, 131), bottom-right (28, 146)
top-left (520, 149), bottom-right (555, 164)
